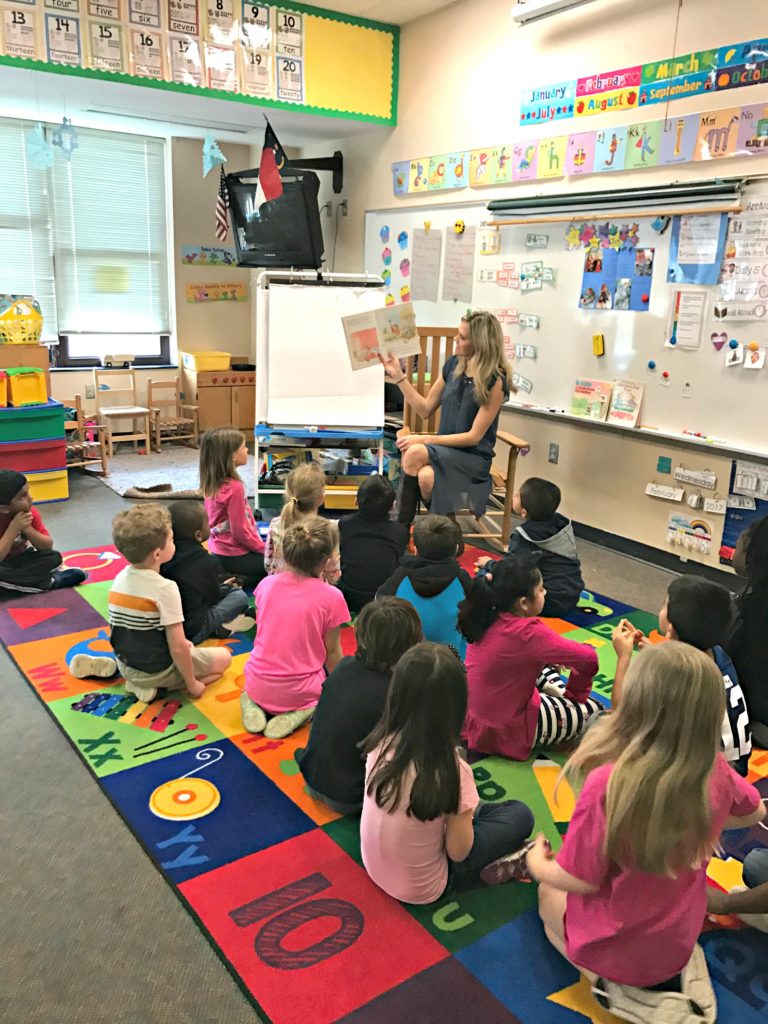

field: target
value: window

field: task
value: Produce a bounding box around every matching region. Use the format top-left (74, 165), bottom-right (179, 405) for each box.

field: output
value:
top-left (0, 118), bottom-right (171, 365)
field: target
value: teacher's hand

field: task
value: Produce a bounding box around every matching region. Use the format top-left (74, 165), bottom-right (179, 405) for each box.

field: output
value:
top-left (396, 433), bottom-right (427, 451)
top-left (378, 352), bottom-right (405, 381)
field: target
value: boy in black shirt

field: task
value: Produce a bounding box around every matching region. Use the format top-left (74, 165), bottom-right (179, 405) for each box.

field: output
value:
top-left (297, 597), bottom-right (422, 814)
top-left (338, 474), bottom-right (409, 613)
top-left (160, 501), bottom-right (253, 642)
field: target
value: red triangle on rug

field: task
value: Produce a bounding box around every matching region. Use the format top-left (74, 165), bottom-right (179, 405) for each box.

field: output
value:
top-left (8, 606), bottom-right (67, 628)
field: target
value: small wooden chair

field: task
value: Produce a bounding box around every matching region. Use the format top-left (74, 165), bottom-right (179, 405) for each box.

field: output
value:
top-left (399, 326), bottom-right (530, 551)
top-left (147, 377), bottom-right (199, 452)
top-left (93, 368), bottom-right (151, 458)
top-left (61, 394), bottom-right (109, 476)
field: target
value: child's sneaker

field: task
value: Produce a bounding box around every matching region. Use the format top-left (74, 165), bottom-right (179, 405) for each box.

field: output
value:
top-left (50, 568), bottom-right (88, 589)
top-left (264, 707), bottom-right (314, 739)
top-left (124, 679), bottom-right (158, 703)
top-left (69, 654), bottom-right (118, 679)
top-left (221, 613), bottom-right (256, 634)
top-left (479, 840), bottom-right (536, 886)
top-left (241, 691), bottom-right (267, 734)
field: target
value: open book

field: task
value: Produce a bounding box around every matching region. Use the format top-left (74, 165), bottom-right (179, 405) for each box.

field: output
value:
top-left (342, 301), bottom-right (421, 371)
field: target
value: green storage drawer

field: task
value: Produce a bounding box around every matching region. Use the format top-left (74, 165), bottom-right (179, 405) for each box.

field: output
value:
top-left (0, 399), bottom-right (65, 442)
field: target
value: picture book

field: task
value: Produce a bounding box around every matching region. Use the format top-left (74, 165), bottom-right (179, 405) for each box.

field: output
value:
top-left (570, 378), bottom-right (613, 420)
top-left (607, 377), bottom-right (645, 427)
top-left (342, 301), bottom-right (420, 371)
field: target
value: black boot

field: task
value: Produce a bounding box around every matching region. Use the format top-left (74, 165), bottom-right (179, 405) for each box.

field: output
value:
top-left (397, 473), bottom-right (420, 526)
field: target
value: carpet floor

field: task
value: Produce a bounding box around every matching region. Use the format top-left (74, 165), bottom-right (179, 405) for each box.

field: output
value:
top-left (1, 546), bottom-right (766, 1024)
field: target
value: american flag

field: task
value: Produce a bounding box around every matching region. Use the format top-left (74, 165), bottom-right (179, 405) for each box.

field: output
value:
top-left (215, 166), bottom-right (230, 241)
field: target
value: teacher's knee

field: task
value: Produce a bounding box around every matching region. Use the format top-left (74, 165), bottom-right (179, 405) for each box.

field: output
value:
top-left (417, 465), bottom-right (434, 492)
top-left (402, 444), bottom-right (429, 475)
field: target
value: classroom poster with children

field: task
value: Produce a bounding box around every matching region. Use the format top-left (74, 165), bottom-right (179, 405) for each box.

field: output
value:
top-left (579, 246), bottom-right (654, 311)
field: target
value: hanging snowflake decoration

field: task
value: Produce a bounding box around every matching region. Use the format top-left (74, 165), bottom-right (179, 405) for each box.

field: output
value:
top-left (25, 122), bottom-right (53, 169)
top-left (51, 117), bottom-right (79, 161)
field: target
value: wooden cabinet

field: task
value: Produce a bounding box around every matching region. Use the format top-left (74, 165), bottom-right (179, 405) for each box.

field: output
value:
top-left (181, 367), bottom-right (255, 432)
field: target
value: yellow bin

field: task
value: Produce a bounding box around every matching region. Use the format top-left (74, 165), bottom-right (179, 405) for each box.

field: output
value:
top-left (26, 469), bottom-right (69, 503)
top-left (7, 366), bottom-right (47, 406)
top-left (180, 351), bottom-right (231, 372)
top-left (0, 371), bottom-right (7, 407)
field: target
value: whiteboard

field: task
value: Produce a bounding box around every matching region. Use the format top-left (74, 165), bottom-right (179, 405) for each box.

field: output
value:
top-left (364, 184), bottom-right (768, 452)
top-left (257, 280), bottom-right (385, 429)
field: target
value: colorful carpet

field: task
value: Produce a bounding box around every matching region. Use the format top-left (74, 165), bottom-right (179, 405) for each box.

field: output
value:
top-left (3, 545), bottom-right (768, 1024)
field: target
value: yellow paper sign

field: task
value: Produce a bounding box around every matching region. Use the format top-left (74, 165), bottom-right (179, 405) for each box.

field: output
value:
top-left (186, 282), bottom-right (247, 302)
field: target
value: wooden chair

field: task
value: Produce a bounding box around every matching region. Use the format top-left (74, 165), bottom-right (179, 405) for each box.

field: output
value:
top-left (147, 377), bottom-right (199, 452)
top-left (92, 368), bottom-right (151, 458)
top-left (61, 394), bottom-right (109, 476)
top-left (399, 327), bottom-right (530, 551)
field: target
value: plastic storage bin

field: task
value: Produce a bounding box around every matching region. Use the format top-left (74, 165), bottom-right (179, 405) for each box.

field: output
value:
top-left (0, 400), bottom-right (65, 442)
top-left (7, 366), bottom-right (47, 406)
top-left (0, 437), bottom-right (66, 472)
top-left (180, 351), bottom-right (231, 372)
top-left (25, 468), bottom-right (69, 503)
top-left (0, 371), bottom-right (6, 407)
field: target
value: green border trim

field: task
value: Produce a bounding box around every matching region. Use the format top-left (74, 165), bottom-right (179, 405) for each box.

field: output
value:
top-left (0, 53), bottom-right (396, 124)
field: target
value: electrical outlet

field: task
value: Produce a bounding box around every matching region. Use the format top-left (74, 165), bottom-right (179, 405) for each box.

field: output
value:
top-left (85, 384), bottom-right (95, 399)
top-left (548, 442), bottom-right (559, 464)
top-left (338, 199), bottom-right (348, 217)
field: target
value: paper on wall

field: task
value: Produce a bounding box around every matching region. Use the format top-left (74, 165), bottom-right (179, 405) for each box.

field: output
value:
top-left (275, 5), bottom-right (300, 55)
top-left (410, 228), bottom-right (442, 303)
top-left (2, 6), bottom-right (41, 58)
top-left (87, 18), bottom-right (125, 70)
top-left (45, 12), bottom-right (82, 63)
top-left (667, 288), bottom-right (706, 349)
top-left (168, 0), bottom-right (198, 34)
top-left (667, 512), bottom-right (712, 554)
top-left (342, 301), bottom-right (420, 372)
top-left (276, 53), bottom-right (303, 102)
top-left (168, 32), bottom-right (203, 84)
top-left (442, 226), bottom-right (476, 304)
top-left (205, 42), bottom-right (237, 90)
top-left (646, 482), bottom-right (685, 501)
top-left (128, 0), bottom-right (161, 27)
top-left (203, 0), bottom-right (236, 41)
top-left (129, 25), bottom-right (164, 77)
top-left (673, 467), bottom-right (717, 489)
top-left (88, 0), bottom-right (121, 18)
top-left (240, 46), bottom-right (271, 95)
top-left (733, 459), bottom-right (768, 498)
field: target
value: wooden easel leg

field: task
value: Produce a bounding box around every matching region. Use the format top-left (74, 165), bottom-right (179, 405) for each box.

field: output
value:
top-left (502, 447), bottom-right (519, 549)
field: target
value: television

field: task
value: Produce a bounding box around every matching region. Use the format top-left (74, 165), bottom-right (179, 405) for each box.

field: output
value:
top-left (226, 169), bottom-right (325, 269)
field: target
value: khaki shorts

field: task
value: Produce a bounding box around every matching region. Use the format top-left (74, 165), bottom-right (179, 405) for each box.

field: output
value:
top-left (117, 646), bottom-right (218, 691)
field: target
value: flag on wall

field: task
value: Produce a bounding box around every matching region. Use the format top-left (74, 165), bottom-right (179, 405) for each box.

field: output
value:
top-left (215, 166), bottom-right (230, 241)
top-left (255, 121), bottom-right (286, 211)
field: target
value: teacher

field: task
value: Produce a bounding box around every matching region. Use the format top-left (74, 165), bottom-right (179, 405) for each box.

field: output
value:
top-left (382, 310), bottom-right (512, 527)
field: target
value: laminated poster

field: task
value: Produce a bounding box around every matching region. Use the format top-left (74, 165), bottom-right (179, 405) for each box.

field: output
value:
top-left (667, 213), bottom-right (728, 285)
top-left (276, 53), bottom-right (302, 102)
top-left (130, 26), bottom-right (164, 77)
top-left (186, 282), bottom-right (247, 302)
top-left (410, 228), bottom-right (442, 303)
top-left (204, 0), bottom-right (236, 41)
top-left (87, 0), bottom-right (121, 19)
top-left (128, 0), bottom-right (161, 27)
top-left (45, 12), bottom-right (82, 64)
top-left (169, 33), bottom-right (203, 85)
top-left (579, 246), bottom-right (653, 313)
top-left (275, 5), bottom-right (300, 55)
top-left (442, 226), bottom-right (476, 305)
top-left (240, 0), bottom-right (271, 50)
top-left (168, 0), bottom-right (198, 35)
top-left (667, 288), bottom-right (706, 348)
top-left (240, 46), bottom-right (271, 96)
top-left (205, 42), bottom-right (237, 90)
top-left (2, 7), bottom-right (41, 58)
top-left (45, 0), bottom-right (80, 13)
top-left (87, 18), bottom-right (125, 70)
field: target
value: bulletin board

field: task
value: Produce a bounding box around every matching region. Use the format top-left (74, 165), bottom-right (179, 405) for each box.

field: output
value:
top-left (0, 0), bottom-right (398, 124)
top-left (364, 181), bottom-right (768, 454)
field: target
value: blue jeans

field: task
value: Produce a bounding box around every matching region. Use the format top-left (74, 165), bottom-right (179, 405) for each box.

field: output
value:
top-left (447, 800), bottom-right (535, 892)
top-left (743, 848), bottom-right (768, 889)
top-left (190, 587), bottom-right (250, 644)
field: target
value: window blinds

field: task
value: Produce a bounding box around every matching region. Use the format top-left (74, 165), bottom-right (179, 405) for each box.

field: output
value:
top-left (0, 120), bottom-right (58, 340)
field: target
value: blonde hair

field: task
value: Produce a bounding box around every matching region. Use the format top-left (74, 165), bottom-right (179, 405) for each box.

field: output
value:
top-left (199, 427), bottom-right (246, 498)
top-left (563, 642), bottom-right (725, 876)
top-left (282, 515), bottom-right (337, 576)
top-left (279, 463), bottom-right (326, 533)
top-left (455, 310), bottom-right (514, 405)
top-left (112, 503), bottom-right (171, 564)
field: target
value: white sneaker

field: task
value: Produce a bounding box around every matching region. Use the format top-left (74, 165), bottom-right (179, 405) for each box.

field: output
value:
top-left (264, 707), bottom-right (314, 739)
top-left (69, 654), bottom-right (119, 680)
top-left (124, 679), bottom-right (158, 703)
top-left (222, 614), bottom-right (256, 634)
top-left (241, 692), bottom-right (267, 734)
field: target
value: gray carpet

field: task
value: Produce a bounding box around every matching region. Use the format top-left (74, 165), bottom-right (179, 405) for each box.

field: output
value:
top-left (93, 448), bottom-right (258, 499)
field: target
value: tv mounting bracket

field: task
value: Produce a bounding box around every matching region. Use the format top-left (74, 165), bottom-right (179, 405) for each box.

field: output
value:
top-left (235, 150), bottom-right (343, 194)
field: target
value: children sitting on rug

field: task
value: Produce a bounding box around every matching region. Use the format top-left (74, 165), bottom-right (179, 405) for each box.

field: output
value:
top-left (728, 516), bottom-right (768, 749)
top-left (458, 557), bottom-right (602, 761)
top-left (377, 514), bottom-right (471, 658)
top-left (529, 642), bottom-right (764, 1022)
top-left (71, 504), bottom-right (232, 701)
top-left (241, 516), bottom-right (349, 739)
top-left (360, 642), bottom-right (535, 905)
top-left (264, 462), bottom-right (340, 584)
top-left (475, 477), bottom-right (584, 619)
top-left (0, 470), bottom-right (86, 594)
top-left (160, 501), bottom-right (254, 642)
top-left (612, 577), bottom-right (753, 776)
top-left (338, 474), bottom-right (409, 613)
top-left (200, 427), bottom-right (266, 588)
top-left (297, 597), bottom-right (422, 815)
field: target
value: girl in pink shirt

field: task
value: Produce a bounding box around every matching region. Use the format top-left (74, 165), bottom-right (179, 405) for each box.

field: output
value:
top-left (242, 517), bottom-right (349, 739)
top-left (529, 642), bottom-right (764, 1020)
top-left (360, 642), bottom-right (534, 906)
top-left (200, 428), bottom-right (265, 587)
top-left (458, 558), bottom-right (602, 761)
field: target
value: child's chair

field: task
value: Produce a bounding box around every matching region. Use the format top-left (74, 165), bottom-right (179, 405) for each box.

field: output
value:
top-left (399, 327), bottom-right (530, 551)
top-left (92, 368), bottom-right (151, 458)
top-left (61, 394), bottom-right (109, 476)
top-left (147, 377), bottom-right (199, 452)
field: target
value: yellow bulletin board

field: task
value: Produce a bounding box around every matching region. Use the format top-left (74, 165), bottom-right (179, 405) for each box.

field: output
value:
top-left (0, 1), bottom-right (398, 125)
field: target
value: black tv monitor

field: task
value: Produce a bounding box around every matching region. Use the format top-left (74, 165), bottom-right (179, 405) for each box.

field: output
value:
top-left (226, 169), bottom-right (325, 269)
